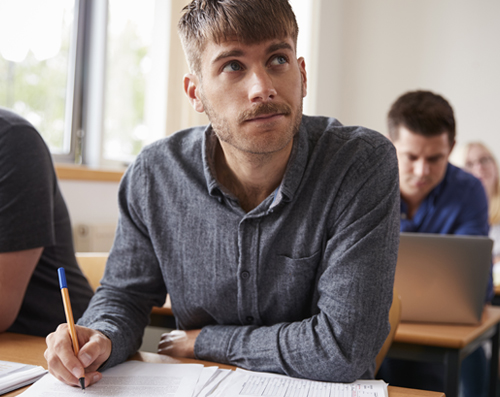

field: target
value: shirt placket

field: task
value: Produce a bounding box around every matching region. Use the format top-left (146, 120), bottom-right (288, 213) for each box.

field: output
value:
top-left (237, 216), bottom-right (261, 326)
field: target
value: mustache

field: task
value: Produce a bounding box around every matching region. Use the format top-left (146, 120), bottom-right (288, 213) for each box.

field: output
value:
top-left (238, 102), bottom-right (292, 124)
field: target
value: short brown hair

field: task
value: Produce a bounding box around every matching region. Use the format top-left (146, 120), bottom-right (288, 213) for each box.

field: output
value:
top-left (387, 90), bottom-right (456, 145)
top-left (178, 0), bottom-right (299, 74)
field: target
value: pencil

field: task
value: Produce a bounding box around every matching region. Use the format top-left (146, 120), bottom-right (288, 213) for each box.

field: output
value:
top-left (58, 267), bottom-right (85, 390)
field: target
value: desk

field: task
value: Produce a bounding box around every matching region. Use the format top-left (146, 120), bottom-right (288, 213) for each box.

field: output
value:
top-left (387, 305), bottom-right (500, 397)
top-left (0, 333), bottom-right (445, 397)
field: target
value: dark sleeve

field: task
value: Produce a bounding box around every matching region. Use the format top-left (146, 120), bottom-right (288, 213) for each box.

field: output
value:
top-left (0, 123), bottom-right (55, 252)
top-left (453, 176), bottom-right (493, 301)
top-left (195, 141), bottom-right (400, 382)
top-left (453, 177), bottom-right (489, 237)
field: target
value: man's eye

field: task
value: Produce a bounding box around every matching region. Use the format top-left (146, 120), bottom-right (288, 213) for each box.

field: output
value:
top-left (270, 55), bottom-right (287, 66)
top-left (222, 62), bottom-right (242, 72)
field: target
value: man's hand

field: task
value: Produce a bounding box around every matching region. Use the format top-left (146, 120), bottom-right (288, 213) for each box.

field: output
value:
top-left (45, 324), bottom-right (112, 388)
top-left (157, 329), bottom-right (201, 358)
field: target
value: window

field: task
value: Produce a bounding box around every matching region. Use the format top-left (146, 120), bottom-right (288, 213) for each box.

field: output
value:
top-left (0, 0), bottom-right (170, 168)
top-left (102, 0), bottom-right (165, 165)
top-left (0, 0), bottom-right (75, 156)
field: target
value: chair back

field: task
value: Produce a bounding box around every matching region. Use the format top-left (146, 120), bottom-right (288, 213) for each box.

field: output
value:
top-left (75, 252), bottom-right (108, 291)
top-left (375, 288), bottom-right (402, 374)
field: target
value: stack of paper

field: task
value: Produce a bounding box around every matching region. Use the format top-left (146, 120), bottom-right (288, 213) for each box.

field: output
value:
top-left (196, 368), bottom-right (388, 397)
top-left (0, 360), bottom-right (47, 395)
top-left (19, 361), bottom-right (388, 397)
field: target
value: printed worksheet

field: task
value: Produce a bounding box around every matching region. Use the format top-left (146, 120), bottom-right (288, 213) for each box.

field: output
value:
top-left (19, 361), bottom-right (204, 397)
top-left (211, 369), bottom-right (388, 397)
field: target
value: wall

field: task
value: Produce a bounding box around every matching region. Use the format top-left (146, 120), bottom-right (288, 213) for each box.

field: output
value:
top-left (312, 0), bottom-right (500, 165)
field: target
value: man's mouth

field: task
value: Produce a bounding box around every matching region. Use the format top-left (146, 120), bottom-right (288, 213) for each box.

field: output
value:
top-left (238, 102), bottom-right (292, 124)
top-left (245, 113), bottom-right (284, 122)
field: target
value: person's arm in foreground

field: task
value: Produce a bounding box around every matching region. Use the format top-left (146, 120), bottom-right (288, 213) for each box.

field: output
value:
top-left (163, 139), bottom-right (401, 382)
top-left (0, 248), bottom-right (43, 331)
top-left (0, 117), bottom-right (58, 331)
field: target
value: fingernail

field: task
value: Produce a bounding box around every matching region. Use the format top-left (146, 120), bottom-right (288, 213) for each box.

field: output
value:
top-left (80, 352), bottom-right (92, 367)
top-left (93, 374), bottom-right (101, 383)
top-left (72, 367), bottom-right (82, 379)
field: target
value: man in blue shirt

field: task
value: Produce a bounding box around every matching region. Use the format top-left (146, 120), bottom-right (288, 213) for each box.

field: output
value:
top-left (379, 90), bottom-right (491, 397)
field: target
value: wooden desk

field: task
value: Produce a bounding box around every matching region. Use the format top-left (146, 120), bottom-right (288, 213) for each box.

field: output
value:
top-left (0, 333), bottom-right (445, 397)
top-left (387, 305), bottom-right (500, 397)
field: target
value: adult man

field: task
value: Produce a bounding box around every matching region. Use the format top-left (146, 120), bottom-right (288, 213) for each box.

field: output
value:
top-left (0, 107), bottom-right (93, 336)
top-left (45, 0), bottom-right (400, 388)
top-left (379, 90), bottom-right (490, 396)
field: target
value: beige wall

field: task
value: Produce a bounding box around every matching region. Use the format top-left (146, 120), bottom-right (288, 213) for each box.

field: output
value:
top-left (311, 0), bottom-right (500, 165)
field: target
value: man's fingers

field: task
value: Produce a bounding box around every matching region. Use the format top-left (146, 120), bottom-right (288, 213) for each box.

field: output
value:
top-left (78, 330), bottom-right (112, 372)
top-left (82, 371), bottom-right (103, 388)
top-left (45, 325), bottom-right (84, 386)
top-left (45, 324), bottom-right (111, 387)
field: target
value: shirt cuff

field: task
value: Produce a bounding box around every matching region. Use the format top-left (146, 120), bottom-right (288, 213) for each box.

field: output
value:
top-left (194, 324), bottom-right (239, 364)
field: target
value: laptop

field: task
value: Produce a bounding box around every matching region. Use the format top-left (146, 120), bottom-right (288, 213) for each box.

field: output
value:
top-left (394, 232), bottom-right (493, 325)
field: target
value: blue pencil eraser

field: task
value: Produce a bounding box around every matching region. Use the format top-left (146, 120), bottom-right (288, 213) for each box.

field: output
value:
top-left (58, 267), bottom-right (67, 289)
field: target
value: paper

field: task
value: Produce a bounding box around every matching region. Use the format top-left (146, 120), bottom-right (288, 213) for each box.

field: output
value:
top-left (210, 369), bottom-right (388, 397)
top-left (194, 368), bottom-right (231, 397)
top-left (0, 360), bottom-right (47, 395)
top-left (18, 361), bottom-right (387, 397)
top-left (19, 361), bottom-right (203, 396)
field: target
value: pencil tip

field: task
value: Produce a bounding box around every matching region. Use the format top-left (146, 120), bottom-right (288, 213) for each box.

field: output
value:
top-left (79, 377), bottom-right (85, 390)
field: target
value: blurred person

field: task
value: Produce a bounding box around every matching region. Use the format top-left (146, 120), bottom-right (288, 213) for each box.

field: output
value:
top-left (378, 90), bottom-right (491, 397)
top-left (464, 142), bottom-right (500, 267)
top-left (0, 107), bottom-right (94, 336)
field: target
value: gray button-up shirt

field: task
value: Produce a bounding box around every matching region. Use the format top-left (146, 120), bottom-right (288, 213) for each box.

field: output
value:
top-left (79, 115), bottom-right (400, 382)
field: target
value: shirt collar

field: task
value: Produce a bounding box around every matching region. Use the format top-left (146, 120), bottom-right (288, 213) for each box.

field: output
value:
top-left (202, 117), bottom-right (310, 209)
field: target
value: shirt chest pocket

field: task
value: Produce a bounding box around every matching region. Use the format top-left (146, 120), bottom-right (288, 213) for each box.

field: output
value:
top-left (259, 250), bottom-right (322, 323)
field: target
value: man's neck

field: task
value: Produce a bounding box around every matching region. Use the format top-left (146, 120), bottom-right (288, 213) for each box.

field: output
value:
top-left (215, 140), bottom-right (293, 212)
top-left (401, 194), bottom-right (424, 220)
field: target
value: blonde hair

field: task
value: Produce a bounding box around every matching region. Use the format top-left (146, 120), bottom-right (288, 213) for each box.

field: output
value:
top-left (178, 0), bottom-right (298, 74)
top-left (464, 142), bottom-right (500, 224)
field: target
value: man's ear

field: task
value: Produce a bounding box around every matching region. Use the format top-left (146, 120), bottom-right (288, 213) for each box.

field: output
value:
top-left (183, 74), bottom-right (204, 113)
top-left (297, 57), bottom-right (307, 98)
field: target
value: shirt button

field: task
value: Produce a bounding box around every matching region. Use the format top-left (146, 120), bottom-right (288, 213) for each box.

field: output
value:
top-left (246, 316), bottom-right (254, 323)
top-left (241, 271), bottom-right (250, 279)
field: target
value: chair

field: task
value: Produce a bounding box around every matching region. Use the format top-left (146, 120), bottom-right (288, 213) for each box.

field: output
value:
top-left (375, 288), bottom-right (402, 374)
top-left (75, 252), bottom-right (108, 291)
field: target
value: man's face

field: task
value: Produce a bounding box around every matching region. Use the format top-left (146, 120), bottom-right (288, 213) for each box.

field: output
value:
top-left (185, 37), bottom-right (307, 157)
top-left (393, 126), bottom-right (453, 205)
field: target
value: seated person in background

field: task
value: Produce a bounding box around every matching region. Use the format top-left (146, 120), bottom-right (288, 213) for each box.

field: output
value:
top-left (44, 0), bottom-right (400, 389)
top-left (0, 107), bottom-right (94, 336)
top-left (464, 142), bottom-right (500, 273)
top-left (378, 90), bottom-right (491, 397)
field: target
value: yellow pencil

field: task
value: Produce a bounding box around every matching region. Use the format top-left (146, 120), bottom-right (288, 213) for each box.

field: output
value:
top-left (58, 267), bottom-right (85, 390)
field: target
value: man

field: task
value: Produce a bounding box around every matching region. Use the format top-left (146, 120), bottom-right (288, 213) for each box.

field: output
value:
top-left (0, 107), bottom-right (94, 336)
top-left (45, 0), bottom-right (400, 388)
top-left (379, 90), bottom-right (491, 396)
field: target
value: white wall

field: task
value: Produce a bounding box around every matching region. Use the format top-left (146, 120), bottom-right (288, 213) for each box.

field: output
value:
top-left (312, 0), bottom-right (500, 165)
top-left (61, 0), bottom-right (500, 225)
top-left (59, 180), bottom-right (120, 226)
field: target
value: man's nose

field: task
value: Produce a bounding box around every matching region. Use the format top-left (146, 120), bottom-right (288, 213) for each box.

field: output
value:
top-left (414, 160), bottom-right (430, 176)
top-left (248, 68), bottom-right (277, 102)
